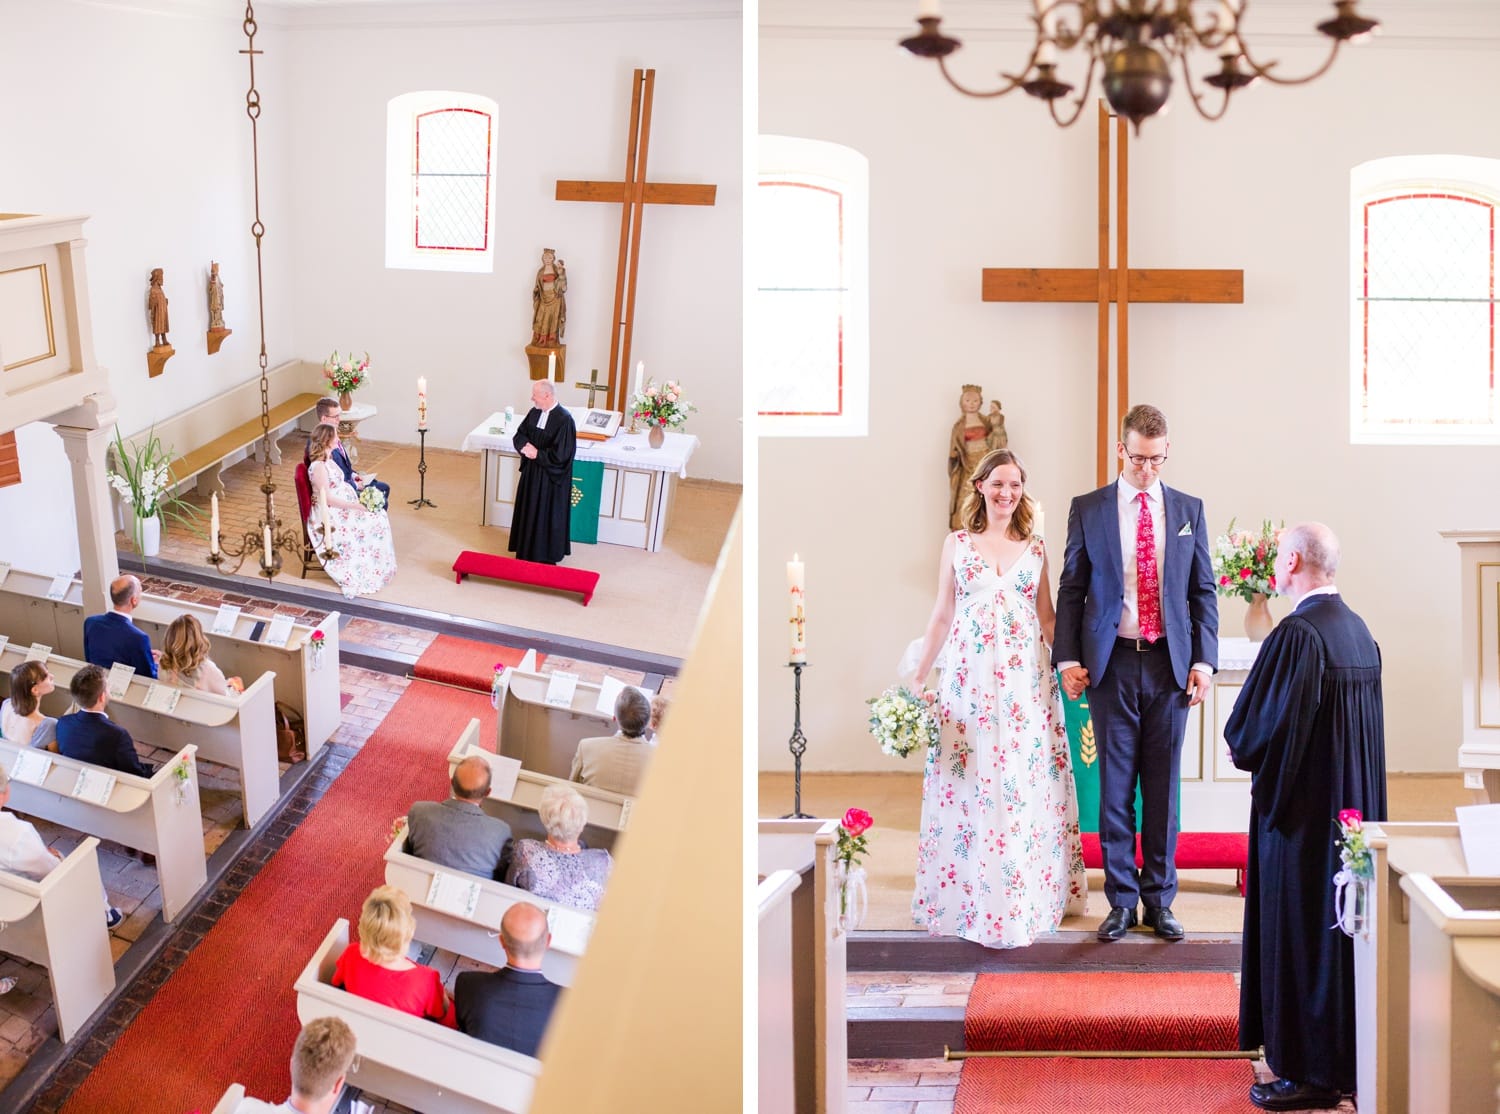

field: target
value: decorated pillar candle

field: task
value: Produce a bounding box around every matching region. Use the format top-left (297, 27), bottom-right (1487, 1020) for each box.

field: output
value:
top-left (210, 493), bottom-right (220, 555)
top-left (417, 377), bottom-right (428, 430)
top-left (787, 553), bottom-right (806, 663)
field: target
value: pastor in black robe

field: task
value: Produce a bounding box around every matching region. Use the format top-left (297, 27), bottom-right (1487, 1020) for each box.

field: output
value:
top-left (508, 403), bottom-right (576, 565)
top-left (1224, 591), bottom-right (1387, 1092)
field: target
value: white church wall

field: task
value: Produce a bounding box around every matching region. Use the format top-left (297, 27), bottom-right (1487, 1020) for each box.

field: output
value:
top-left (278, 4), bottom-right (743, 482)
top-left (758, 12), bottom-right (1500, 774)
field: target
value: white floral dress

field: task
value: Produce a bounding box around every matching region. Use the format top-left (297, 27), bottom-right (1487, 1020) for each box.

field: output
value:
top-left (310, 460), bottom-right (397, 599)
top-left (912, 531), bottom-right (1087, 948)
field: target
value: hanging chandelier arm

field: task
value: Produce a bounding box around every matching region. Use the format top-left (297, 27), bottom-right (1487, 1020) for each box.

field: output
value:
top-left (1179, 52), bottom-right (1234, 122)
top-left (1046, 53), bottom-right (1098, 128)
top-left (1235, 35), bottom-right (1346, 87)
top-left (936, 54), bottom-right (1029, 99)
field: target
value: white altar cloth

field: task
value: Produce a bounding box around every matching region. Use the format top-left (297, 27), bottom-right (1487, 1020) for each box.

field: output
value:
top-left (461, 412), bottom-right (699, 478)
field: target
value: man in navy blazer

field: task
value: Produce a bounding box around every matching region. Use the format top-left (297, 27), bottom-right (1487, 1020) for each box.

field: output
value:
top-left (455, 901), bottom-right (562, 1057)
top-left (304, 397), bottom-right (391, 505)
top-left (83, 575), bottom-right (157, 679)
top-left (55, 665), bottom-right (153, 778)
top-left (1054, 404), bottom-right (1218, 942)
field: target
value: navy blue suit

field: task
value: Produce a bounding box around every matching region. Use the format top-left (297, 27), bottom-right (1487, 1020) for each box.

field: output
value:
top-left (83, 612), bottom-right (157, 678)
top-left (56, 711), bottom-right (153, 778)
top-left (305, 433), bottom-right (391, 505)
top-left (454, 967), bottom-right (561, 1057)
top-left (1054, 481), bottom-right (1218, 910)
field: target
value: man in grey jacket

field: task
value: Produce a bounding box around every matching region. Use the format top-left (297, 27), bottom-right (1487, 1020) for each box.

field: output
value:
top-left (402, 755), bottom-right (512, 879)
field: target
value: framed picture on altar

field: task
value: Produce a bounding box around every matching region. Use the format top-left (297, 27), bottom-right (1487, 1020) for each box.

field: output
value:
top-left (568, 406), bottom-right (622, 441)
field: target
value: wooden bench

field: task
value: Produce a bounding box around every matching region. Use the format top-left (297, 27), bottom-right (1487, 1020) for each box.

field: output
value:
top-left (452, 551), bottom-right (599, 606)
top-left (0, 642), bottom-right (280, 829)
top-left (494, 669), bottom-right (615, 781)
top-left (0, 836), bottom-right (115, 1041)
top-left (758, 868), bottom-right (802, 1114)
top-left (1078, 831), bottom-right (1248, 894)
top-left (209, 1084), bottom-right (246, 1114)
top-left (115, 357), bottom-right (325, 498)
top-left (295, 919), bottom-right (543, 1114)
top-left (0, 739), bottom-right (207, 922)
top-left (0, 566), bottom-right (341, 757)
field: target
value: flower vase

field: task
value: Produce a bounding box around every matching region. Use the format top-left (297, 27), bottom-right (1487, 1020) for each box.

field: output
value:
top-left (648, 425), bottom-right (665, 449)
top-left (1335, 872), bottom-right (1369, 938)
top-left (1244, 593), bottom-right (1273, 642)
top-left (128, 510), bottom-right (162, 558)
top-left (835, 860), bottom-right (868, 934)
top-left (339, 390), bottom-right (353, 411)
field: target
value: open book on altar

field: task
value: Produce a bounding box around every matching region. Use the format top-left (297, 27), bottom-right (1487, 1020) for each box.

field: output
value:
top-left (566, 406), bottom-right (623, 442)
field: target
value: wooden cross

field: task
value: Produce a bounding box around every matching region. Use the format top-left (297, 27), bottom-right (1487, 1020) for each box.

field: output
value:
top-left (556, 69), bottom-right (717, 414)
top-left (574, 367), bottom-right (611, 408)
top-left (982, 102), bottom-right (1244, 485)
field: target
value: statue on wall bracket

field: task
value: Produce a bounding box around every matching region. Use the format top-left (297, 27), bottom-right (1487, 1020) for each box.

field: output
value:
top-left (207, 260), bottom-right (232, 355)
top-left (947, 384), bottom-right (1008, 530)
top-left (524, 247), bottom-right (566, 382)
top-left (146, 267), bottom-right (175, 378)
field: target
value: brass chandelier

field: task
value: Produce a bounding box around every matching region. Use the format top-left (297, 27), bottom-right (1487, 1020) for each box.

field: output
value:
top-left (899, 0), bottom-right (1381, 131)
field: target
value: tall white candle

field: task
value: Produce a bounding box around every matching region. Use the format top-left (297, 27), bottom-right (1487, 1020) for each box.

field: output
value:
top-left (417, 376), bottom-right (427, 397)
top-left (1036, 39), bottom-right (1056, 66)
top-left (917, 0), bottom-right (941, 18)
top-left (787, 553), bottom-right (807, 663)
top-left (547, 351), bottom-right (556, 377)
top-left (210, 493), bottom-right (220, 556)
top-left (635, 360), bottom-right (645, 400)
top-left (263, 524), bottom-right (273, 568)
top-left (321, 495), bottom-right (331, 539)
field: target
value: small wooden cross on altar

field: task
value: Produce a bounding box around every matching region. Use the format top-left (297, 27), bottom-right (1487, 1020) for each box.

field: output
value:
top-left (556, 69), bottom-right (717, 414)
top-left (574, 368), bottom-right (611, 408)
top-left (982, 102), bottom-right (1244, 484)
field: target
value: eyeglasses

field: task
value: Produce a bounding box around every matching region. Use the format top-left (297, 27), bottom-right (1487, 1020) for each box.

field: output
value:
top-left (1122, 450), bottom-right (1167, 467)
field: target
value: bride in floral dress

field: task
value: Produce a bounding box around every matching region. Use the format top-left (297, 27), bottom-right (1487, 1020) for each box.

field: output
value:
top-left (307, 424), bottom-right (396, 599)
top-left (910, 448), bottom-right (1086, 948)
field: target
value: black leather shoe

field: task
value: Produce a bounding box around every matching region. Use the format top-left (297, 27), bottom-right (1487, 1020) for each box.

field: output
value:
top-left (1097, 906), bottom-right (1137, 940)
top-left (1143, 905), bottom-right (1185, 941)
top-left (1248, 1078), bottom-right (1343, 1110)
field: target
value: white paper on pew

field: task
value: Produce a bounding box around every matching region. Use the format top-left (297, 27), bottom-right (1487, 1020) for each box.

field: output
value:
top-left (210, 604), bottom-right (242, 636)
top-left (0, 635), bottom-right (8, 656)
top-left (142, 683), bottom-right (181, 714)
top-left (24, 643), bottom-right (51, 663)
top-left (0, 562), bottom-right (10, 587)
top-left (72, 768), bottom-right (116, 806)
top-left (426, 871), bottom-right (482, 919)
top-left (466, 746), bottom-right (521, 800)
top-left (106, 663), bottom-right (136, 699)
top-left (45, 575), bottom-right (71, 601)
top-left (618, 798), bottom-right (632, 829)
top-left (10, 749), bottom-right (52, 785)
top-left (264, 615), bottom-right (294, 648)
top-left (544, 671), bottom-right (579, 709)
top-left (1456, 804), bottom-right (1500, 875)
top-left (595, 675), bottom-right (624, 716)
top-left (547, 905), bottom-right (593, 954)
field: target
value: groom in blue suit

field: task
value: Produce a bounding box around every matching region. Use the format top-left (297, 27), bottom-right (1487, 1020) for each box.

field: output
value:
top-left (305, 397), bottom-right (391, 505)
top-left (1054, 404), bottom-right (1218, 942)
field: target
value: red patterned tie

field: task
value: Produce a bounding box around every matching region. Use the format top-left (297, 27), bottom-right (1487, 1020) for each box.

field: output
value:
top-left (1136, 491), bottom-right (1163, 642)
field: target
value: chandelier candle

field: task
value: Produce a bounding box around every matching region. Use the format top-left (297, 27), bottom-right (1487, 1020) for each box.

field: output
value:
top-left (210, 493), bottom-right (220, 556)
top-left (262, 525), bottom-right (273, 570)
top-left (788, 554), bottom-right (807, 663)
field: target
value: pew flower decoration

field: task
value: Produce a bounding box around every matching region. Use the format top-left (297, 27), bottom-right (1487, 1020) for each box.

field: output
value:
top-left (1332, 808), bottom-right (1373, 938)
top-left (835, 808), bottom-right (873, 932)
top-left (630, 378), bottom-right (696, 431)
top-left (173, 755), bottom-right (193, 806)
top-left (358, 486), bottom-right (387, 513)
top-left (309, 629), bottom-right (326, 672)
top-left (1212, 518), bottom-right (1282, 602)
top-left (866, 685), bottom-right (940, 759)
top-left (323, 351), bottom-right (370, 395)
top-left (491, 662), bottom-right (508, 710)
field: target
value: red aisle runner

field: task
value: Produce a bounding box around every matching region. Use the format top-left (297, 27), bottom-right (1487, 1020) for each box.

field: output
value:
top-left (412, 634), bottom-right (540, 693)
top-left (62, 683), bottom-right (497, 1113)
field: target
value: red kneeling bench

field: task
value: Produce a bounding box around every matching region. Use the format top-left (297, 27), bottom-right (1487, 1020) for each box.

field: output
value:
top-left (1079, 831), bottom-right (1249, 895)
top-left (452, 550), bottom-right (600, 606)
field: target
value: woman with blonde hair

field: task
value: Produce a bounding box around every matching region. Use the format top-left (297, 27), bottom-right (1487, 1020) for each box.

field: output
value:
top-left (157, 614), bottom-right (242, 695)
top-left (507, 784), bottom-right (613, 911)
top-left (331, 885), bottom-right (454, 1026)
top-left (1, 661), bottom-right (58, 749)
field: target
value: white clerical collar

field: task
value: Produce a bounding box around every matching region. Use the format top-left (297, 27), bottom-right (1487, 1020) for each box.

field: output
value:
top-left (1116, 476), bottom-right (1163, 505)
top-left (1294, 584), bottom-right (1339, 606)
top-left (536, 406), bottom-right (550, 429)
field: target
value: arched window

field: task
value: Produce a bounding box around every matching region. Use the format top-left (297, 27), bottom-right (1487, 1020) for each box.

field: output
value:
top-left (1352, 156), bottom-right (1500, 443)
top-left (385, 91), bottom-right (498, 273)
top-left (755, 136), bottom-right (869, 437)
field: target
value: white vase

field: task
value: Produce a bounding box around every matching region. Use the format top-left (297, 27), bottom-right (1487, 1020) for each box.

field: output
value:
top-left (835, 861), bottom-right (868, 934)
top-left (128, 510), bottom-right (162, 557)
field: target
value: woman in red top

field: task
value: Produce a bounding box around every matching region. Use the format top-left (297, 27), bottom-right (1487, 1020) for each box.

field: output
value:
top-left (332, 885), bottom-right (455, 1027)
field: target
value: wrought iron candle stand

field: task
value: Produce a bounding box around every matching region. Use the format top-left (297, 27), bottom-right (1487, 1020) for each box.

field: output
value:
top-left (783, 661), bottom-right (811, 819)
top-left (409, 427), bottom-right (436, 509)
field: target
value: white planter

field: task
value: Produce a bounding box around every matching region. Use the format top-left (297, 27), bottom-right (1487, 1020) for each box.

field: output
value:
top-left (129, 510), bottom-right (162, 557)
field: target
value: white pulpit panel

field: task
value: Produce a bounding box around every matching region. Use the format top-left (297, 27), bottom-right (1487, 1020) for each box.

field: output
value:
top-left (1440, 532), bottom-right (1500, 803)
top-left (1212, 683), bottom-right (1250, 782)
top-left (599, 466), bottom-right (616, 515)
top-left (1479, 561), bottom-right (1500, 728)
top-left (1181, 702), bottom-right (1204, 781)
top-left (619, 469), bottom-right (651, 523)
top-left (0, 262), bottom-right (56, 371)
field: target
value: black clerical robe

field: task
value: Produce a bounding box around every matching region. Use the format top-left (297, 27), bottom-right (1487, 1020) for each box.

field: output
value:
top-left (1225, 592), bottom-right (1387, 1092)
top-left (509, 404), bottom-right (577, 565)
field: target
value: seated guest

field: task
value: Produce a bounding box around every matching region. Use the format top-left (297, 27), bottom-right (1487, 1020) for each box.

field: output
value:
top-left (233, 1015), bottom-right (357, 1114)
top-left (55, 665), bottom-right (153, 778)
top-left (506, 785), bottom-right (612, 912)
top-left (0, 767), bottom-right (122, 930)
top-left (455, 901), bottom-right (562, 1057)
top-left (399, 755), bottom-right (512, 879)
top-left (83, 575), bottom-right (158, 678)
top-left (332, 885), bottom-right (455, 1027)
top-left (305, 396), bottom-right (391, 505)
top-left (157, 614), bottom-right (243, 695)
top-left (569, 687), bottom-right (653, 796)
top-left (649, 693), bottom-right (670, 744)
top-left (1, 661), bottom-right (58, 750)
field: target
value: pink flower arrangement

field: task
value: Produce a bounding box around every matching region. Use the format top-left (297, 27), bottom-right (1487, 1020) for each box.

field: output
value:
top-left (1211, 518), bottom-right (1281, 602)
top-left (323, 351), bottom-right (370, 394)
top-left (310, 629), bottom-right (325, 643)
top-left (630, 377), bottom-right (697, 431)
top-left (836, 807), bottom-right (873, 868)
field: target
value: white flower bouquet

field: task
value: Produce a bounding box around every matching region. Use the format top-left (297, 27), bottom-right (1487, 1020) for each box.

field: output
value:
top-left (358, 486), bottom-right (387, 512)
top-left (107, 426), bottom-right (201, 554)
top-left (865, 684), bottom-right (940, 759)
top-left (630, 377), bottom-right (697, 431)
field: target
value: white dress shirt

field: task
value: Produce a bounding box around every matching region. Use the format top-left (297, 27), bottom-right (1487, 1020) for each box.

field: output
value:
top-left (0, 810), bottom-right (59, 879)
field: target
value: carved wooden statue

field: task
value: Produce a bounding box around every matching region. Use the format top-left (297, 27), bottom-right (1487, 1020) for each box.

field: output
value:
top-left (531, 249), bottom-right (567, 346)
top-left (148, 268), bottom-right (170, 347)
top-left (947, 385), bottom-right (1008, 529)
top-left (207, 261), bottom-right (232, 354)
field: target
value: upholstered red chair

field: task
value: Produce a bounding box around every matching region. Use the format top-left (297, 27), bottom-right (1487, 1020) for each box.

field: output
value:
top-left (292, 462), bottom-right (323, 579)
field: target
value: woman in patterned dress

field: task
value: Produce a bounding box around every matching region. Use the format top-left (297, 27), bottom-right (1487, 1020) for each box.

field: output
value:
top-left (506, 784), bottom-right (612, 912)
top-left (910, 448), bottom-right (1087, 948)
top-left (308, 424), bottom-right (397, 600)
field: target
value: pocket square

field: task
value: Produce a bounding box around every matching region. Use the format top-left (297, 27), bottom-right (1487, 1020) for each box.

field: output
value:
top-left (1177, 523), bottom-right (1192, 536)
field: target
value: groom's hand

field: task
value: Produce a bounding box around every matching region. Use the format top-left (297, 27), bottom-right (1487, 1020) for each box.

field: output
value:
top-left (1060, 666), bottom-right (1089, 700)
top-left (1185, 670), bottom-right (1211, 707)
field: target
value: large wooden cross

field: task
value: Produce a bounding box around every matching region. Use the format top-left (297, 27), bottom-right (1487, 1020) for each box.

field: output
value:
top-left (556, 69), bottom-right (717, 414)
top-left (982, 102), bottom-right (1244, 485)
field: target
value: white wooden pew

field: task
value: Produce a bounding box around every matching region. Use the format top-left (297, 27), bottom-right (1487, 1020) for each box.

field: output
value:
top-left (383, 827), bottom-right (592, 986)
top-left (0, 836), bottom-right (115, 1041)
top-left (209, 1084), bottom-right (246, 1114)
top-left (0, 739), bottom-right (207, 922)
top-left (295, 919), bottom-right (543, 1114)
top-left (758, 869), bottom-right (801, 1114)
top-left (0, 644), bottom-right (279, 828)
top-left (495, 669), bottom-right (613, 780)
top-left (0, 567), bottom-right (340, 757)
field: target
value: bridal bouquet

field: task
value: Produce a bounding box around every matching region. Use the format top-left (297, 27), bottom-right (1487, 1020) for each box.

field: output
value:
top-left (630, 378), bottom-right (696, 430)
top-left (866, 684), bottom-right (940, 758)
top-left (323, 351), bottom-right (370, 394)
top-left (358, 486), bottom-right (386, 512)
top-left (1212, 518), bottom-right (1281, 601)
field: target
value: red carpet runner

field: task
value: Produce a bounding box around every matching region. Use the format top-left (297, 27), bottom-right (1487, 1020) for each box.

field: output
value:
top-left (955, 971), bottom-right (1260, 1113)
top-left (61, 682), bottom-right (497, 1113)
top-left (411, 633), bottom-right (540, 692)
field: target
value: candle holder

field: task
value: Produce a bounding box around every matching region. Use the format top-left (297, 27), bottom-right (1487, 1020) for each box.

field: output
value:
top-left (782, 661), bottom-right (812, 819)
top-left (409, 427), bottom-right (437, 509)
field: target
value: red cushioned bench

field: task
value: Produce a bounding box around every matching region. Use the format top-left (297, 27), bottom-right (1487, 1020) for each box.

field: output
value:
top-left (1079, 832), bottom-right (1248, 895)
top-left (452, 550), bottom-right (600, 606)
